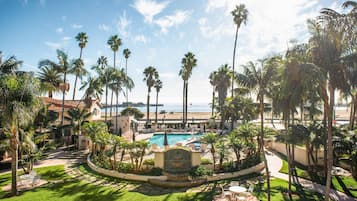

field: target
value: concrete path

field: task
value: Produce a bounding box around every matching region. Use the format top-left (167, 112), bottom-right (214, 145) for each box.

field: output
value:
top-left (0, 148), bottom-right (87, 175)
top-left (266, 151), bottom-right (357, 201)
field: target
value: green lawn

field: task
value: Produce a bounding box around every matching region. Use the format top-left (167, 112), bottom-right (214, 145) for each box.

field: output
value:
top-left (279, 158), bottom-right (357, 198)
top-left (254, 178), bottom-right (324, 201)
top-left (0, 165), bottom-right (215, 201)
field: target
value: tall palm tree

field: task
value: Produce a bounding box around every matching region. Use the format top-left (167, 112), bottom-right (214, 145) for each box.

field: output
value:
top-left (201, 132), bottom-right (218, 170)
top-left (209, 71), bottom-right (217, 116)
top-left (143, 66), bottom-right (159, 125)
top-left (231, 4), bottom-right (248, 98)
top-left (179, 52), bottom-right (197, 128)
top-left (108, 35), bottom-right (122, 118)
top-left (39, 50), bottom-right (73, 141)
top-left (107, 35), bottom-right (122, 69)
top-left (0, 72), bottom-right (41, 195)
top-left (93, 56), bottom-right (109, 121)
top-left (38, 66), bottom-right (61, 98)
top-left (154, 79), bottom-right (163, 125)
top-left (79, 76), bottom-right (103, 106)
top-left (237, 59), bottom-right (276, 201)
top-left (83, 121), bottom-right (108, 156)
top-left (73, 32), bottom-right (88, 100)
top-left (215, 64), bottom-right (232, 128)
top-left (123, 48), bottom-right (131, 106)
top-left (70, 58), bottom-right (87, 100)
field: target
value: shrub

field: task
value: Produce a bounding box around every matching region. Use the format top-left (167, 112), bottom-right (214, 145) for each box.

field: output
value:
top-left (117, 162), bottom-right (134, 173)
top-left (201, 158), bottom-right (213, 165)
top-left (143, 158), bottom-right (155, 167)
top-left (222, 161), bottom-right (235, 172)
top-left (148, 167), bottom-right (162, 176)
top-left (121, 107), bottom-right (144, 119)
top-left (189, 166), bottom-right (213, 178)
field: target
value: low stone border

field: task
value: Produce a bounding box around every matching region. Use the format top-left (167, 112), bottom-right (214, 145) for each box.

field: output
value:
top-left (206, 162), bottom-right (265, 182)
top-left (87, 155), bottom-right (167, 182)
top-left (88, 155), bottom-right (265, 183)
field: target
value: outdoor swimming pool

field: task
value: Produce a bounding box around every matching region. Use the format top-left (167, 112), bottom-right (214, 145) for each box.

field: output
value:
top-left (149, 133), bottom-right (202, 147)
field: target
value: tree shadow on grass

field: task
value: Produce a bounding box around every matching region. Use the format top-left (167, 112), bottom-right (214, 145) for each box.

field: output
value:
top-left (334, 175), bottom-right (354, 197)
top-left (49, 180), bottom-right (123, 201)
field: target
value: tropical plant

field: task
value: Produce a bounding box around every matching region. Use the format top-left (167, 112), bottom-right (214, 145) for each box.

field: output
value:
top-left (0, 51), bottom-right (22, 75)
top-left (214, 64), bottom-right (231, 129)
top-left (121, 107), bottom-right (144, 119)
top-left (216, 138), bottom-right (227, 170)
top-left (231, 4), bottom-right (248, 98)
top-left (110, 135), bottom-right (125, 169)
top-left (83, 122), bottom-right (108, 156)
top-left (237, 58), bottom-right (276, 201)
top-left (65, 108), bottom-right (92, 148)
top-left (179, 52), bottom-right (197, 128)
top-left (143, 66), bottom-right (159, 125)
top-left (154, 79), bottom-right (162, 125)
top-left (0, 72), bottom-right (41, 195)
top-left (37, 66), bottom-right (61, 98)
top-left (123, 48), bottom-right (131, 105)
top-left (39, 50), bottom-right (73, 141)
top-left (73, 32), bottom-right (88, 100)
top-left (227, 131), bottom-right (244, 167)
top-left (201, 132), bottom-right (218, 170)
top-left (107, 35), bottom-right (122, 68)
top-left (92, 56), bottom-right (109, 120)
top-left (80, 76), bottom-right (103, 106)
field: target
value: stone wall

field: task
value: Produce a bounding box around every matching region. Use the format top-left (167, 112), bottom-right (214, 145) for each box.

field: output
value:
top-left (206, 162), bottom-right (265, 182)
top-left (271, 141), bottom-right (324, 166)
top-left (87, 155), bottom-right (167, 182)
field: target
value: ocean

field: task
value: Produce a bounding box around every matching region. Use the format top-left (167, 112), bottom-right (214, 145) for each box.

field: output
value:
top-left (101, 103), bottom-right (211, 113)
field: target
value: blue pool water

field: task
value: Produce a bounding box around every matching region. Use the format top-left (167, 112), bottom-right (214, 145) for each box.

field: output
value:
top-left (149, 133), bottom-right (202, 146)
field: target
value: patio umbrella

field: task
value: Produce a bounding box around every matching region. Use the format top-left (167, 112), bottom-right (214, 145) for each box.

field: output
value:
top-left (163, 131), bottom-right (168, 146)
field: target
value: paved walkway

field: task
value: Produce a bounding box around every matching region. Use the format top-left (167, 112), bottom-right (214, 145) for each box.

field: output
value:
top-left (266, 151), bottom-right (357, 201)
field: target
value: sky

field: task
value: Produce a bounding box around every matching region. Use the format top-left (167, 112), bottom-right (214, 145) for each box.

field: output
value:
top-left (0, 0), bottom-right (342, 104)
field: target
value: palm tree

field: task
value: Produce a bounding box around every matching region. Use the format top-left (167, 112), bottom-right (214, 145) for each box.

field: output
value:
top-left (237, 59), bottom-right (276, 201)
top-left (0, 72), bottom-right (41, 195)
top-left (201, 132), bottom-right (218, 170)
top-left (179, 52), bottom-right (197, 128)
top-left (154, 79), bottom-right (163, 125)
top-left (227, 131), bottom-right (243, 167)
top-left (65, 108), bottom-right (91, 148)
top-left (231, 4), bottom-right (248, 98)
top-left (70, 58), bottom-right (87, 100)
top-left (209, 71), bottom-right (217, 116)
top-left (39, 50), bottom-right (73, 141)
top-left (0, 51), bottom-right (22, 75)
top-left (107, 35), bottom-right (122, 69)
top-left (93, 56), bottom-right (108, 121)
top-left (215, 64), bottom-right (231, 129)
top-left (80, 76), bottom-right (103, 106)
top-left (123, 48), bottom-right (131, 106)
top-left (37, 66), bottom-right (61, 98)
top-left (143, 66), bottom-right (159, 125)
top-left (110, 135), bottom-right (125, 169)
top-left (83, 122), bottom-right (108, 156)
top-left (73, 32), bottom-right (88, 100)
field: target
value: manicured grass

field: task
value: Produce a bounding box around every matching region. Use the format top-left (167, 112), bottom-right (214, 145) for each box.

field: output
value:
top-left (0, 165), bottom-right (215, 201)
top-left (279, 158), bottom-right (357, 198)
top-left (253, 178), bottom-right (324, 201)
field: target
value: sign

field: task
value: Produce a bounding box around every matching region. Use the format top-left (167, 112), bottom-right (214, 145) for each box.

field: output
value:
top-left (164, 148), bottom-right (192, 174)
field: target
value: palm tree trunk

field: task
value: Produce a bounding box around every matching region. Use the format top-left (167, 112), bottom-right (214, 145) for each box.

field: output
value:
top-left (10, 124), bottom-right (18, 196)
top-left (146, 88), bottom-right (150, 125)
top-left (155, 91), bottom-right (158, 125)
top-left (182, 81), bottom-right (186, 128)
top-left (105, 82), bottom-right (108, 122)
top-left (61, 72), bottom-right (67, 143)
top-left (185, 82), bottom-right (188, 128)
top-left (113, 51), bottom-right (116, 69)
top-left (49, 91), bottom-right (53, 98)
top-left (211, 89), bottom-right (215, 116)
top-left (110, 90), bottom-right (114, 118)
top-left (300, 100), bottom-right (304, 124)
top-left (115, 93), bottom-right (119, 134)
top-left (231, 25), bottom-right (239, 98)
top-left (125, 58), bottom-right (128, 105)
top-left (72, 75), bottom-right (78, 100)
top-left (260, 96), bottom-right (271, 201)
top-left (324, 84), bottom-right (334, 201)
top-left (351, 93), bottom-right (357, 130)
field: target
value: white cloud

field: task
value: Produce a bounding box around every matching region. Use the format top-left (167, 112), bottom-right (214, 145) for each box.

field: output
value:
top-left (72, 24), bottom-right (83, 29)
top-left (131, 0), bottom-right (169, 23)
top-left (56, 27), bottom-right (63, 33)
top-left (44, 41), bottom-right (61, 50)
top-left (117, 11), bottom-right (131, 38)
top-left (154, 10), bottom-right (191, 33)
top-left (98, 24), bottom-right (110, 31)
top-left (160, 73), bottom-right (176, 79)
top-left (133, 35), bottom-right (148, 44)
top-left (62, 36), bottom-right (71, 41)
